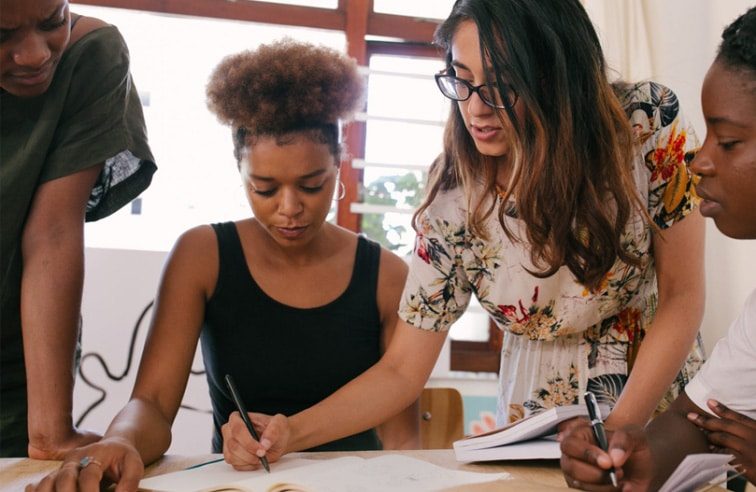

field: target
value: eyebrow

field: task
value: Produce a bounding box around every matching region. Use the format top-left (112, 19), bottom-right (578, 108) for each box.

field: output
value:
top-left (0, 3), bottom-right (65, 30)
top-left (249, 168), bottom-right (328, 182)
top-left (450, 61), bottom-right (471, 72)
top-left (706, 116), bottom-right (750, 129)
top-left (45, 4), bottom-right (67, 20)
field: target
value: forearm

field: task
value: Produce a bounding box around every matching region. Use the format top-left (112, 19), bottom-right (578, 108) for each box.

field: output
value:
top-left (377, 400), bottom-right (420, 450)
top-left (103, 398), bottom-right (173, 465)
top-left (288, 360), bottom-right (426, 452)
top-left (644, 400), bottom-right (709, 489)
top-left (607, 297), bottom-right (703, 427)
top-left (21, 230), bottom-right (85, 446)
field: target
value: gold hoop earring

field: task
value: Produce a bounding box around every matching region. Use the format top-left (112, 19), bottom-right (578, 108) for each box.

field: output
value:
top-left (335, 180), bottom-right (346, 201)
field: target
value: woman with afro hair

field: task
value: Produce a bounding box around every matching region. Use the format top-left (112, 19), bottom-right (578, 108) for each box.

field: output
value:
top-left (30, 39), bottom-right (418, 491)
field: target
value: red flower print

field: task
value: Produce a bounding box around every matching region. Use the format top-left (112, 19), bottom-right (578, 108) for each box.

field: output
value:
top-left (415, 235), bottom-right (430, 264)
top-left (498, 305), bottom-right (517, 318)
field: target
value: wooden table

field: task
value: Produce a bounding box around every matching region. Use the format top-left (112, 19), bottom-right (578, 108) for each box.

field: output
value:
top-left (1, 450), bottom-right (568, 491)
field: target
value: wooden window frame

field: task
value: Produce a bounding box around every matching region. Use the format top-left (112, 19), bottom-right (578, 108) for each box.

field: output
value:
top-left (74, 0), bottom-right (500, 373)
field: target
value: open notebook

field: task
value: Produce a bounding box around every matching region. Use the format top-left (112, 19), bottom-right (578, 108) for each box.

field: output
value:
top-left (138, 454), bottom-right (509, 492)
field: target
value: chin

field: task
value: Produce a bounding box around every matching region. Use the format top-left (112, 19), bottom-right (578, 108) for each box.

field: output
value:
top-left (3, 78), bottom-right (54, 98)
top-left (714, 219), bottom-right (756, 240)
top-left (473, 142), bottom-right (508, 157)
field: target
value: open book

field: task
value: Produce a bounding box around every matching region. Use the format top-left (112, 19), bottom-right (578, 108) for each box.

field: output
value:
top-left (138, 454), bottom-right (509, 492)
top-left (454, 404), bottom-right (607, 462)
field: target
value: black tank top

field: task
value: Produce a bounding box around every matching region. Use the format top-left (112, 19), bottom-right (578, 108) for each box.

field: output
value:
top-left (200, 222), bottom-right (383, 452)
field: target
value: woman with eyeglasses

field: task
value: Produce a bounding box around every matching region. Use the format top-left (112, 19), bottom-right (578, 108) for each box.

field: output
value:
top-left (198, 0), bottom-right (705, 470)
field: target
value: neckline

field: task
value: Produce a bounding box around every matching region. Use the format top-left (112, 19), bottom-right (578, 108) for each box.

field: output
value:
top-left (232, 223), bottom-right (364, 312)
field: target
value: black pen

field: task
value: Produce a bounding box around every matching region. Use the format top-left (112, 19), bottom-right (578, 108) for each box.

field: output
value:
top-left (584, 391), bottom-right (618, 488)
top-left (225, 374), bottom-right (271, 473)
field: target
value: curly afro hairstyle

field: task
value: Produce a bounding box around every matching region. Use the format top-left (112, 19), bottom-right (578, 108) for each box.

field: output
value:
top-left (718, 6), bottom-right (756, 74)
top-left (207, 38), bottom-right (365, 163)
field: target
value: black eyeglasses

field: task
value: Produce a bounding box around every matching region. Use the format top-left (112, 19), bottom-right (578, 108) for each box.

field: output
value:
top-left (434, 72), bottom-right (518, 109)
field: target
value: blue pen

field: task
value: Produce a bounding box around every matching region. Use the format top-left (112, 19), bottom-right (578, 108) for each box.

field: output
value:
top-left (584, 391), bottom-right (618, 488)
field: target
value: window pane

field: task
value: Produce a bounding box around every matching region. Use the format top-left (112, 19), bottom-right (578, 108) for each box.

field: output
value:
top-left (359, 51), bottom-right (490, 345)
top-left (245, 0), bottom-right (337, 8)
top-left (372, 0), bottom-right (456, 20)
top-left (70, 4), bottom-right (344, 251)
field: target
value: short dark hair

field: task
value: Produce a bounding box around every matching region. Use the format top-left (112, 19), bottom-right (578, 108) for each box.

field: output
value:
top-left (717, 6), bottom-right (756, 74)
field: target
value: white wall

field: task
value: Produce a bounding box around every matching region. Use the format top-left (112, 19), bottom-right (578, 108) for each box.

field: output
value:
top-left (643, 0), bottom-right (756, 352)
top-left (75, 248), bottom-right (214, 454)
top-left (588, 0), bottom-right (756, 351)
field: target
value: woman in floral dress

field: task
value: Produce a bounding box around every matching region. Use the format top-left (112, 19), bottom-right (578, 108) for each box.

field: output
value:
top-left (218, 0), bottom-right (707, 466)
top-left (400, 0), bottom-right (706, 429)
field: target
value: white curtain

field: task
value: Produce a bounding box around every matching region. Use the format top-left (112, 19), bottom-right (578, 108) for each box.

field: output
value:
top-left (583, 0), bottom-right (653, 82)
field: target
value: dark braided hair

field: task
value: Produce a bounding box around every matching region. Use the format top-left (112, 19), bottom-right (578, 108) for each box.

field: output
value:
top-left (717, 6), bottom-right (756, 73)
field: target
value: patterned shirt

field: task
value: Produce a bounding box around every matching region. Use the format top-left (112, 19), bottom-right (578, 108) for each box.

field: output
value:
top-left (399, 81), bottom-right (705, 426)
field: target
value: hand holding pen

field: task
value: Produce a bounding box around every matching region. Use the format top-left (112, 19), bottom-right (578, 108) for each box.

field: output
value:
top-left (225, 374), bottom-right (271, 473)
top-left (584, 391), bottom-right (618, 488)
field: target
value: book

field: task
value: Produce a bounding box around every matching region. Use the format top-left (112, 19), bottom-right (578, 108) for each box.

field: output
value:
top-left (658, 453), bottom-right (736, 492)
top-left (138, 454), bottom-right (509, 492)
top-left (453, 404), bottom-right (607, 462)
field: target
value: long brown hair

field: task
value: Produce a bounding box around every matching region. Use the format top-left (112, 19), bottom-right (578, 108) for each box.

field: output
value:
top-left (416, 0), bottom-right (644, 290)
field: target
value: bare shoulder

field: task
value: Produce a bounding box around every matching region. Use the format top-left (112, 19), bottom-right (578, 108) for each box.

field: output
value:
top-left (69, 15), bottom-right (110, 45)
top-left (165, 225), bottom-right (219, 296)
top-left (172, 225), bottom-right (216, 254)
top-left (378, 247), bottom-right (409, 284)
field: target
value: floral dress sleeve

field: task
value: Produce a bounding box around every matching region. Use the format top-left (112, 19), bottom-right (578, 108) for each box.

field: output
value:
top-left (628, 81), bottom-right (700, 228)
top-left (398, 197), bottom-right (473, 332)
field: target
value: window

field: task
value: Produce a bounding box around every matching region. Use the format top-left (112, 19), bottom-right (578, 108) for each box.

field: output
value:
top-left (72, 3), bottom-right (344, 251)
top-left (372, 0), bottom-right (456, 20)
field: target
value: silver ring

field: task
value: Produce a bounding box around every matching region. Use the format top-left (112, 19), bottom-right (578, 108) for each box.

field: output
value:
top-left (79, 456), bottom-right (103, 469)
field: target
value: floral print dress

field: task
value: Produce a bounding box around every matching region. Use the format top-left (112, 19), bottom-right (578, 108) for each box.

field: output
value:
top-left (398, 81), bottom-right (705, 426)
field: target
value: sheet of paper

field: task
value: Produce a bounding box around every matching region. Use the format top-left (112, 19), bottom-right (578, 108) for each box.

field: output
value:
top-left (139, 454), bottom-right (510, 492)
top-left (658, 453), bottom-right (734, 492)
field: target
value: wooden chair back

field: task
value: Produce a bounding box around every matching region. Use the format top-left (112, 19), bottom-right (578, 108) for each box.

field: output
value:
top-left (419, 387), bottom-right (465, 449)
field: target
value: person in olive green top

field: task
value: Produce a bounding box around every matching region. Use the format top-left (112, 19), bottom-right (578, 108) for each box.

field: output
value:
top-left (0, 0), bottom-right (156, 458)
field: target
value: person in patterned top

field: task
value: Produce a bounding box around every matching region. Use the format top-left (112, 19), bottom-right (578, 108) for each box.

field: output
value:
top-left (192, 0), bottom-right (707, 467)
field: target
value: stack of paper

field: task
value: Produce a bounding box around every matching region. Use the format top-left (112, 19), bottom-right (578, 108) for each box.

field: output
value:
top-left (453, 404), bottom-right (608, 462)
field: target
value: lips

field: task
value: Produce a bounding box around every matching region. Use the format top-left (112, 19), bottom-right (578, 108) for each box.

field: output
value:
top-left (695, 187), bottom-right (722, 216)
top-left (469, 124), bottom-right (501, 142)
top-left (10, 65), bottom-right (53, 86)
top-left (275, 225), bottom-right (308, 239)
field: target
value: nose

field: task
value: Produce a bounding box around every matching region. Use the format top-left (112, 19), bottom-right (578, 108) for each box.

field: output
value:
top-left (12, 33), bottom-right (52, 69)
top-left (277, 187), bottom-right (303, 217)
top-left (689, 138), bottom-right (715, 177)
top-left (465, 90), bottom-right (493, 117)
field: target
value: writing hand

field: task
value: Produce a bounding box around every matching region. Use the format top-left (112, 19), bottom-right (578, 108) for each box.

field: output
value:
top-left (560, 420), bottom-right (653, 491)
top-left (222, 412), bottom-right (289, 470)
top-left (688, 399), bottom-right (756, 484)
top-left (26, 436), bottom-right (144, 492)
